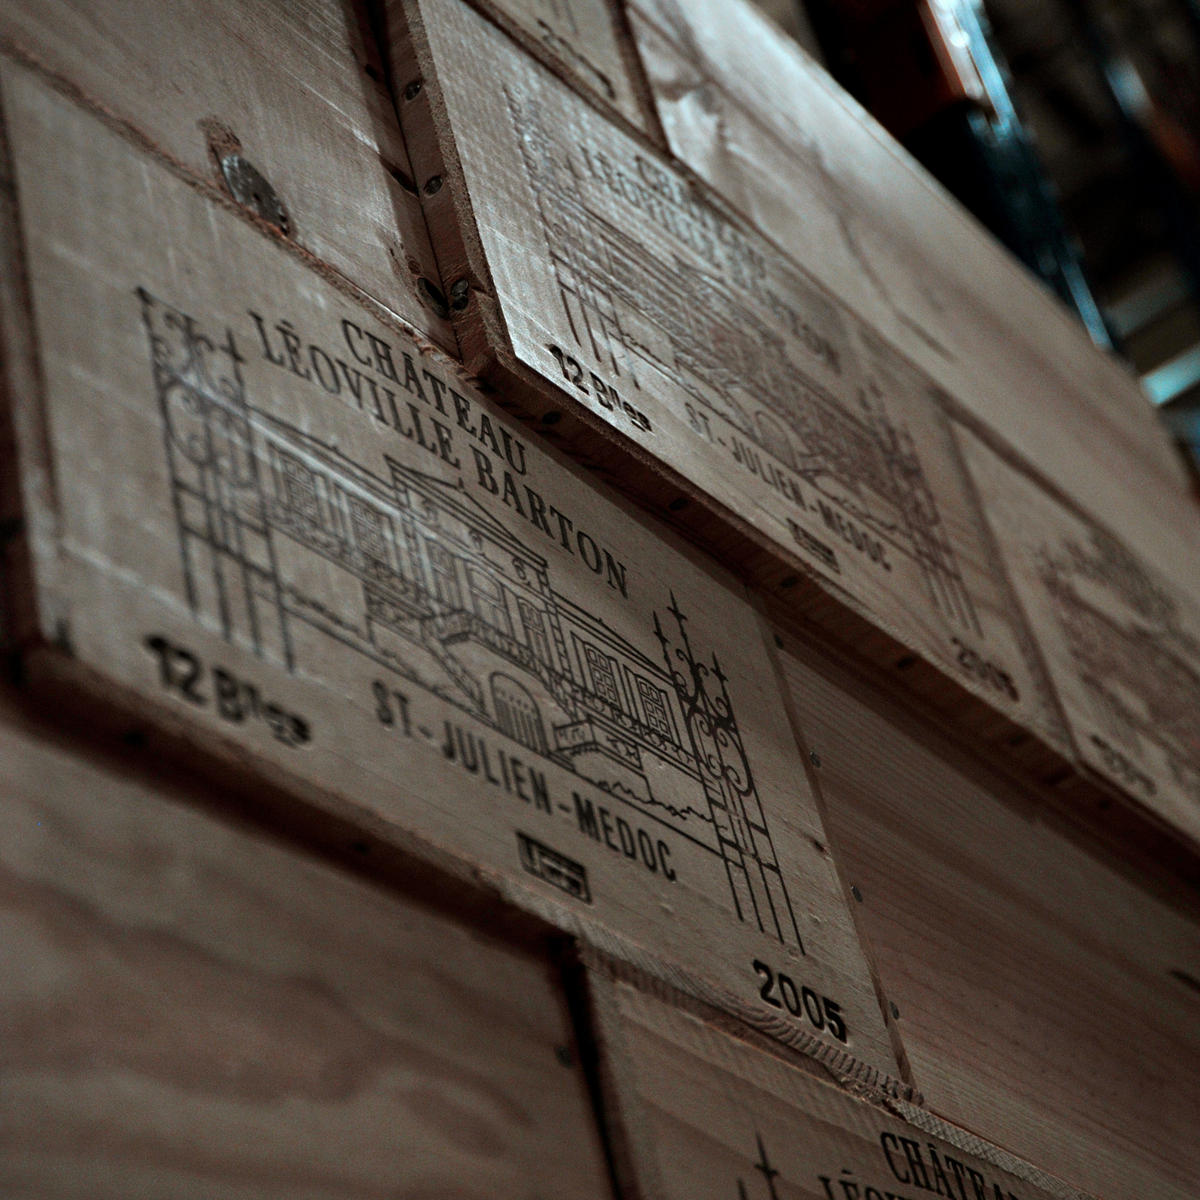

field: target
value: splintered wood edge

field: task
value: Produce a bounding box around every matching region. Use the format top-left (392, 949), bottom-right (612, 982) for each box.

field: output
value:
top-left (884, 1098), bottom-right (1101, 1200)
top-left (583, 955), bottom-right (1100, 1200)
top-left (750, 601), bottom-right (919, 1088)
top-left (578, 942), bottom-right (919, 1105)
top-left (18, 639), bottom-right (912, 1098)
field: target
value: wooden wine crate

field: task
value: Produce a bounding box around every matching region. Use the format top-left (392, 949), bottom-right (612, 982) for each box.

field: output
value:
top-left (0, 693), bottom-right (611, 1200)
top-left (0, 0), bottom-right (454, 349)
top-left (773, 632), bottom-right (1200, 1200)
top-left (388, 0), bottom-right (1072, 760)
top-left (958, 427), bottom-right (1200, 848)
top-left (588, 972), bottom-right (1106, 1200)
top-left (626, 0), bottom-right (1192, 537)
top-left (0, 58), bottom-right (899, 1082)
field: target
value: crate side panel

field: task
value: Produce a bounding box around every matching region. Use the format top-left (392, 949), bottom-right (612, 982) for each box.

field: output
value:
top-left (959, 424), bottom-right (1200, 844)
top-left (0, 61), bottom-right (897, 1079)
top-left (628, 0), bottom-right (1194, 551)
top-left (0, 696), bottom-right (611, 1200)
top-left (0, 0), bottom-right (454, 347)
top-left (776, 639), bottom-right (1200, 1200)
top-left (593, 976), bottom-right (1119, 1200)
top-left (403, 0), bottom-right (1067, 750)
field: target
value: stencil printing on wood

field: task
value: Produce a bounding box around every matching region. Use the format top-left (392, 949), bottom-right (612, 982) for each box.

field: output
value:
top-left (590, 975), bottom-right (1106, 1200)
top-left (392, 0), bottom-right (1070, 754)
top-left (627, 0), bottom-right (1194, 546)
top-left (0, 59), bottom-right (898, 1081)
top-left (959, 426), bottom-right (1200, 847)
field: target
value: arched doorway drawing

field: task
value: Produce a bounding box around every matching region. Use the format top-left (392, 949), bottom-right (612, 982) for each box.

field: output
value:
top-left (491, 673), bottom-right (547, 754)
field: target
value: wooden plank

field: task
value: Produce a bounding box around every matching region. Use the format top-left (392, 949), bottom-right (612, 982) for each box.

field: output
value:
top-left (419, 0), bottom-right (656, 132)
top-left (0, 702), bottom-right (609, 1196)
top-left (773, 633), bottom-right (1200, 1200)
top-left (0, 59), bottom-right (899, 1082)
top-left (626, 0), bottom-right (1194, 550)
top-left (956, 426), bottom-right (1200, 847)
top-left (0, 692), bottom-right (611, 1200)
top-left (0, 0), bottom-right (455, 349)
top-left (392, 0), bottom-right (1070, 756)
top-left (589, 974), bottom-right (1112, 1200)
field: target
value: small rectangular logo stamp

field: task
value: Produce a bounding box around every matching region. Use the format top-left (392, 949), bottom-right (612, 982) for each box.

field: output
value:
top-left (518, 831), bottom-right (592, 904)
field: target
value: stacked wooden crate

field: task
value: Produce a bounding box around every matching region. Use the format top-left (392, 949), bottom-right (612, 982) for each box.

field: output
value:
top-left (0, 1), bottom-right (1197, 1196)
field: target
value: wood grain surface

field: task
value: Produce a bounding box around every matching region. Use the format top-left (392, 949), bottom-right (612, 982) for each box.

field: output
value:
top-left (627, 0), bottom-right (1194, 552)
top-left (590, 974), bottom-right (1103, 1200)
top-left (0, 694), bottom-right (611, 1200)
top-left (444, 0), bottom-right (654, 130)
top-left (0, 0), bottom-right (454, 349)
top-left (775, 634), bottom-right (1200, 1200)
top-left (395, 0), bottom-right (1068, 752)
top-left (0, 58), bottom-right (897, 1080)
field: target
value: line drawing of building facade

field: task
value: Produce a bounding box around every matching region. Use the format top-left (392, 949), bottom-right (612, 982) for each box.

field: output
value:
top-left (140, 287), bottom-right (804, 948)
top-left (1038, 533), bottom-right (1200, 795)
top-left (505, 88), bottom-right (979, 634)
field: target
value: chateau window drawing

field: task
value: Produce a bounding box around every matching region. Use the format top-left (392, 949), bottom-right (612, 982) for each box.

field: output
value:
top-left (429, 540), bottom-right (462, 610)
top-left (346, 494), bottom-right (392, 576)
top-left (277, 450), bottom-right (322, 528)
top-left (583, 641), bottom-right (621, 706)
top-left (636, 676), bottom-right (674, 740)
top-left (470, 566), bottom-right (511, 633)
top-left (519, 597), bottom-right (552, 664)
top-left (504, 89), bottom-right (978, 634)
top-left (141, 289), bottom-right (803, 948)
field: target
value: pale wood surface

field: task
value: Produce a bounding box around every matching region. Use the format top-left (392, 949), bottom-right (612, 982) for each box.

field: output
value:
top-left (959, 425), bottom-right (1200, 845)
top-left (0, 0), bottom-right (454, 349)
top-left (592, 974), bottom-right (1101, 1200)
top-left (452, 0), bottom-right (653, 130)
top-left (627, 0), bottom-right (1197, 576)
top-left (0, 694), bottom-right (611, 1200)
top-left (775, 634), bottom-right (1200, 1200)
top-left (398, 0), bottom-right (1068, 751)
top-left (0, 59), bottom-right (897, 1080)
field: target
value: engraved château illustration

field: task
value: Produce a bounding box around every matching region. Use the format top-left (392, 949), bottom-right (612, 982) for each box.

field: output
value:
top-left (505, 88), bottom-right (979, 634)
top-left (140, 288), bottom-right (803, 947)
top-left (1037, 528), bottom-right (1200, 799)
